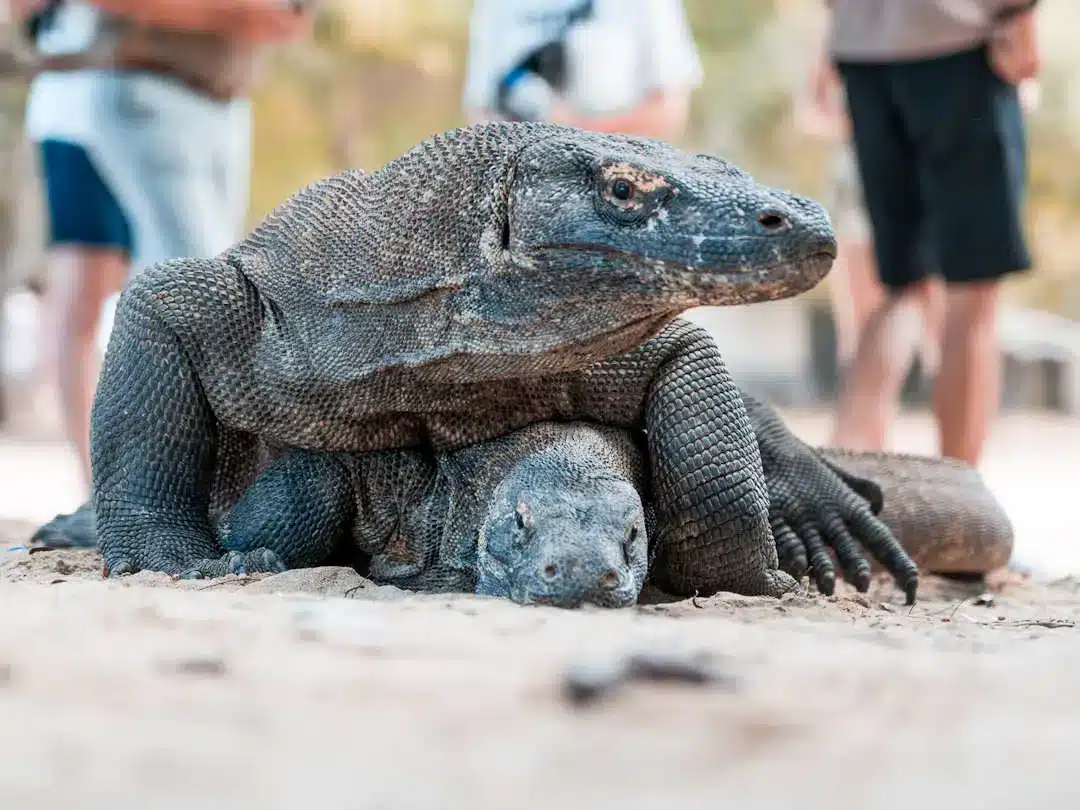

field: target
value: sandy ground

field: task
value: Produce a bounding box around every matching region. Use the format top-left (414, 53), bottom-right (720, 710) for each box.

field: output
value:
top-left (2, 405), bottom-right (1080, 808)
top-left (0, 544), bottom-right (1079, 809)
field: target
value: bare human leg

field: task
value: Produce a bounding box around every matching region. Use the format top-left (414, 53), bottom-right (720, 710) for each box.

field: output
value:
top-left (830, 277), bottom-right (936, 451)
top-left (829, 237), bottom-right (884, 370)
top-left (915, 277), bottom-right (946, 378)
top-left (932, 280), bottom-right (1002, 467)
top-left (45, 245), bottom-right (128, 491)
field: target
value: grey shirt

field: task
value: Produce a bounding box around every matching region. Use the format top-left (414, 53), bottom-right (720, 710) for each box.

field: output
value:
top-left (828, 0), bottom-right (1026, 62)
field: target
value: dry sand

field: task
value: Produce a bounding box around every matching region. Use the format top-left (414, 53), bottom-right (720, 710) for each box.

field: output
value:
top-left (2, 409), bottom-right (1080, 809)
top-left (1, 535), bottom-right (1079, 810)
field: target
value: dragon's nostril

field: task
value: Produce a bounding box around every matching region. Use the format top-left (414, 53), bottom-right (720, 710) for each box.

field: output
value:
top-left (599, 569), bottom-right (620, 589)
top-left (757, 211), bottom-right (788, 231)
top-left (542, 564), bottom-right (558, 580)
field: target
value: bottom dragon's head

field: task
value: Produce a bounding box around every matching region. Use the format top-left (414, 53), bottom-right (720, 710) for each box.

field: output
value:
top-left (476, 464), bottom-right (648, 610)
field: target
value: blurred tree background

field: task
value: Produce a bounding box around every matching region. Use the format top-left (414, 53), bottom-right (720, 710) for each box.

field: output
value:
top-left (4, 0), bottom-right (1080, 317)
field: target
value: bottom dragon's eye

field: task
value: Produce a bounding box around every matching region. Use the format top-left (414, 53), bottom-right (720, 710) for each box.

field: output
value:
top-left (515, 501), bottom-right (533, 532)
top-left (624, 524), bottom-right (639, 558)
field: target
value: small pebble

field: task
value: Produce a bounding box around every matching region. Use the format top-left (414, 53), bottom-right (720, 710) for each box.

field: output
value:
top-left (562, 650), bottom-right (735, 707)
top-left (563, 659), bottom-right (627, 706)
top-left (158, 656), bottom-right (228, 677)
top-left (974, 592), bottom-right (996, 607)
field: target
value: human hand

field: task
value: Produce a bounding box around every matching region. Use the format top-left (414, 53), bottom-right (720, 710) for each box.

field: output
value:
top-left (6, 0), bottom-right (50, 24)
top-left (989, 8), bottom-right (1040, 85)
top-left (795, 49), bottom-right (849, 141)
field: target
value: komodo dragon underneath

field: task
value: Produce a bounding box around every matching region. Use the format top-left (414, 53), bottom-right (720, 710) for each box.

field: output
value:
top-left (212, 423), bottom-right (1013, 605)
top-left (214, 421), bottom-right (1013, 603)
top-left (34, 410), bottom-right (1013, 602)
top-left (77, 121), bottom-right (923, 599)
top-left (221, 421), bottom-right (653, 608)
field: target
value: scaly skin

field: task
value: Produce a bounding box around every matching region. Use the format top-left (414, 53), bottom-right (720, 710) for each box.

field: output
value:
top-left (37, 434), bottom-right (1010, 597)
top-left (89, 122), bottom-right (853, 599)
top-left (741, 394), bottom-right (921, 602)
top-left (219, 422), bottom-right (652, 608)
top-left (213, 427), bottom-right (1008, 606)
top-left (818, 449), bottom-right (1014, 575)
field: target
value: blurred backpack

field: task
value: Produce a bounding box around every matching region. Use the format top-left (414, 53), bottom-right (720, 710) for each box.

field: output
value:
top-left (23, 0), bottom-right (63, 43)
top-left (494, 0), bottom-right (594, 120)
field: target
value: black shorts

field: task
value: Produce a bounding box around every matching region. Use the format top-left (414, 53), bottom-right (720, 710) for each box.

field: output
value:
top-left (837, 46), bottom-right (1031, 291)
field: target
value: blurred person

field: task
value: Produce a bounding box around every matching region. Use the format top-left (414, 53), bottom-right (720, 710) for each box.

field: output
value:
top-left (796, 43), bottom-right (945, 379)
top-left (7, 0), bottom-right (312, 490)
top-left (825, 0), bottom-right (1040, 466)
top-left (462, 0), bottom-right (702, 142)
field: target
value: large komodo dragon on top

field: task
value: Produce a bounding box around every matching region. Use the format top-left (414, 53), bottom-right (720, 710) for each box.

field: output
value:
top-left (78, 121), bottom-right (926, 600)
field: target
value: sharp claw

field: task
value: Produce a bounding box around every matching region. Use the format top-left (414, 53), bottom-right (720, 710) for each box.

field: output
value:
top-left (904, 577), bottom-right (918, 606)
top-left (789, 551), bottom-right (808, 580)
top-left (852, 568), bottom-right (871, 593)
top-left (816, 571), bottom-right (836, 597)
top-left (107, 560), bottom-right (135, 578)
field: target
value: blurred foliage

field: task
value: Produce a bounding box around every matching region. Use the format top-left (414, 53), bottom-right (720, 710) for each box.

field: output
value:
top-left (4, 0), bottom-right (1080, 317)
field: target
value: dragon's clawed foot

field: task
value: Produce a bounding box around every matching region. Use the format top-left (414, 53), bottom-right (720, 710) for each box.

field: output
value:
top-left (767, 454), bottom-right (919, 605)
top-left (103, 549), bottom-right (287, 579)
top-left (179, 549), bottom-right (288, 579)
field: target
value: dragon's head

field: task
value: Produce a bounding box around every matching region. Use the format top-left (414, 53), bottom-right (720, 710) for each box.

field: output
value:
top-left (498, 128), bottom-right (837, 313)
top-left (476, 442), bottom-right (648, 610)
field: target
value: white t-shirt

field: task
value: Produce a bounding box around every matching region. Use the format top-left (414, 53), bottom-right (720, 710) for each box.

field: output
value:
top-left (22, 0), bottom-right (104, 143)
top-left (462, 0), bottom-right (703, 118)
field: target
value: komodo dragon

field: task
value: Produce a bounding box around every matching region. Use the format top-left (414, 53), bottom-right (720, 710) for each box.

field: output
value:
top-left (33, 419), bottom-right (1012, 602)
top-left (213, 422), bottom-right (1011, 603)
top-left (220, 421), bottom-right (653, 608)
top-left (77, 122), bottom-right (921, 599)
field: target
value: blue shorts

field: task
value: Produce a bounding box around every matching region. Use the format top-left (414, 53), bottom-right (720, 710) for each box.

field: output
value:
top-left (837, 46), bottom-right (1032, 290)
top-left (38, 138), bottom-right (134, 254)
top-left (28, 72), bottom-right (253, 275)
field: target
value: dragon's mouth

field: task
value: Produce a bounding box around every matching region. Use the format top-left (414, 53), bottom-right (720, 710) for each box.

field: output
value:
top-left (688, 251), bottom-right (836, 307)
top-left (522, 241), bottom-right (835, 311)
top-left (530, 241), bottom-right (836, 276)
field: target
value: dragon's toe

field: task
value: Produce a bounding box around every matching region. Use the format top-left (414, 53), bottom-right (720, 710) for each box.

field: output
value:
top-left (226, 549), bottom-right (286, 576)
top-left (179, 550), bottom-right (287, 580)
top-left (105, 559), bottom-right (137, 578)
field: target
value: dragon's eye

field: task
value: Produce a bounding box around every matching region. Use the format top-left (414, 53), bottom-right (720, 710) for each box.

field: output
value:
top-left (515, 501), bottom-right (533, 532)
top-left (611, 178), bottom-right (634, 201)
top-left (625, 524), bottom-right (639, 557)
